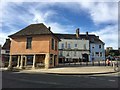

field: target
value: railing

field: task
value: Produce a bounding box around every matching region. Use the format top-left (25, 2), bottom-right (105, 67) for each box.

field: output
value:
top-left (58, 60), bottom-right (114, 67)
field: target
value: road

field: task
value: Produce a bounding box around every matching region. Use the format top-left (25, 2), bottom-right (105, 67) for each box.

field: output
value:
top-left (2, 71), bottom-right (120, 88)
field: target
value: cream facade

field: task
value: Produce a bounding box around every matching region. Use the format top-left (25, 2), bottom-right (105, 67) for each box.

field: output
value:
top-left (59, 39), bottom-right (90, 63)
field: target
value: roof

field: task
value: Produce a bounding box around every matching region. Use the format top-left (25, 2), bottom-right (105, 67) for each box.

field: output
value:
top-left (2, 39), bottom-right (11, 50)
top-left (54, 33), bottom-right (105, 44)
top-left (8, 23), bottom-right (54, 37)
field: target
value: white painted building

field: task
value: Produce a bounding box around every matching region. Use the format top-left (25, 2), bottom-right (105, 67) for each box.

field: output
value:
top-left (58, 39), bottom-right (90, 62)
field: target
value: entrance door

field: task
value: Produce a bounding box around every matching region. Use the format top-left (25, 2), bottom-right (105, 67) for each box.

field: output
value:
top-left (82, 54), bottom-right (89, 62)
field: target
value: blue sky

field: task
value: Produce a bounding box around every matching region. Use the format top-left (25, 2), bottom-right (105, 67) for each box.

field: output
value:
top-left (0, 0), bottom-right (119, 49)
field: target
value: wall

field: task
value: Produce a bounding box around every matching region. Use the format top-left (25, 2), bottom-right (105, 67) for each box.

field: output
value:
top-left (59, 39), bottom-right (89, 50)
top-left (90, 43), bottom-right (105, 61)
top-left (49, 36), bottom-right (59, 55)
top-left (10, 35), bottom-right (51, 55)
top-left (58, 39), bottom-right (90, 60)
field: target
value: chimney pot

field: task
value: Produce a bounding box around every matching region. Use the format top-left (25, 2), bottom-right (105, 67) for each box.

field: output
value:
top-left (86, 32), bottom-right (88, 36)
top-left (48, 27), bottom-right (51, 30)
top-left (76, 28), bottom-right (80, 38)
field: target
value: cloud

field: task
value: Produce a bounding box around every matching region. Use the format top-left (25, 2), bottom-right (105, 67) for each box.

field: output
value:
top-left (0, 2), bottom-right (76, 46)
top-left (0, 1), bottom-right (118, 50)
top-left (79, 2), bottom-right (118, 24)
top-left (90, 25), bottom-right (118, 49)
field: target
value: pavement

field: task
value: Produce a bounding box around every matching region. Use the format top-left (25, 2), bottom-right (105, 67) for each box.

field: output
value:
top-left (1, 66), bottom-right (118, 75)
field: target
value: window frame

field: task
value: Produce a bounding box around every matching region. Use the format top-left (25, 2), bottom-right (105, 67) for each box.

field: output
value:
top-left (61, 43), bottom-right (64, 49)
top-left (99, 45), bottom-right (102, 48)
top-left (26, 37), bottom-right (32, 49)
top-left (68, 43), bottom-right (71, 49)
top-left (75, 44), bottom-right (77, 48)
top-left (51, 38), bottom-right (55, 50)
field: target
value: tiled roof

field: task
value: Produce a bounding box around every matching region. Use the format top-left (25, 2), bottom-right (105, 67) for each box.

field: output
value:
top-left (2, 39), bottom-right (11, 50)
top-left (54, 33), bottom-right (105, 44)
top-left (8, 23), bottom-right (53, 37)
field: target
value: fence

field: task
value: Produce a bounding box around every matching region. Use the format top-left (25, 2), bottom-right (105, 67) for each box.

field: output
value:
top-left (57, 60), bottom-right (113, 67)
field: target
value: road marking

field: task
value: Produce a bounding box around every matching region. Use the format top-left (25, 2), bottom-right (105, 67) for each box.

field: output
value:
top-left (90, 77), bottom-right (96, 79)
top-left (108, 80), bottom-right (116, 82)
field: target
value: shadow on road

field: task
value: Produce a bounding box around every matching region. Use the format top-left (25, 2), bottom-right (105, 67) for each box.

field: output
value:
top-left (2, 70), bottom-right (120, 89)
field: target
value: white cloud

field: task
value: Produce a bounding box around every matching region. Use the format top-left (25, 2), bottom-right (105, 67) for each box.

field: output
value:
top-left (79, 2), bottom-right (118, 24)
top-left (1, 0), bottom-right (119, 2)
top-left (0, 1), bottom-right (119, 50)
top-left (90, 25), bottom-right (118, 49)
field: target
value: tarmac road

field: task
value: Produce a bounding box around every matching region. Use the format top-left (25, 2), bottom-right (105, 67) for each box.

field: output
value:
top-left (2, 71), bottom-right (119, 88)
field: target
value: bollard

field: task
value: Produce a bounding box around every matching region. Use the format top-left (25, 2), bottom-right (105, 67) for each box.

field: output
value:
top-left (105, 60), bottom-right (106, 66)
top-left (92, 61), bottom-right (94, 66)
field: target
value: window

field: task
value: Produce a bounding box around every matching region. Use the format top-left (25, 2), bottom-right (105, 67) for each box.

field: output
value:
top-left (51, 38), bottom-right (54, 50)
top-left (50, 54), bottom-right (53, 65)
top-left (61, 43), bottom-right (64, 49)
top-left (91, 38), bottom-right (94, 42)
top-left (100, 52), bottom-right (102, 57)
top-left (96, 52), bottom-right (99, 56)
top-left (60, 51), bottom-right (63, 56)
top-left (99, 45), bottom-right (101, 48)
top-left (26, 37), bottom-right (32, 49)
top-left (92, 44), bottom-right (95, 48)
top-left (6, 50), bottom-right (10, 53)
top-left (92, 52), bottom-right (94, 56)
top-left (75, 44), bottom-right (77, 48)
top-left (68, 44), bottom-right (71, 49)
top-left (55, 40), bottom-right (57, 51)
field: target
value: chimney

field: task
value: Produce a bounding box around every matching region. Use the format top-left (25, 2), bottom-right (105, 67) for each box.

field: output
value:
top-left (6, 39), bottom-right (10, 42)
top-left (96, 36), bottom-right (99, 38)
top-left (76, 28), bottom-right (79, 38)
top-left (86, 31), bottom-right (88, 36)
top-left (48, 27), bottom-right (51, 30)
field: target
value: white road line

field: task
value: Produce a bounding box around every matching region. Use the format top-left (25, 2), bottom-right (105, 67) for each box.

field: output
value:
top-left (90, 77), bottom-right (96, 79)
top-left (108, 80), bottom-right (116, 82)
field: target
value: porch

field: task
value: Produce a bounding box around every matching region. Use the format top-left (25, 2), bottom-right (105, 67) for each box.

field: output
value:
top-left (7, 53), bottom-right (58, 70)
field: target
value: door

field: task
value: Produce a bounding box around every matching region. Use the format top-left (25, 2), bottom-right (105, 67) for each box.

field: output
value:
top-left (82, 54), bottom-right (89, 62)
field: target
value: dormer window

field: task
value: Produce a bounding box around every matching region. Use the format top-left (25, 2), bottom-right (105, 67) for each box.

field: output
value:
top-left (91, 38), bottom-right (94, 42)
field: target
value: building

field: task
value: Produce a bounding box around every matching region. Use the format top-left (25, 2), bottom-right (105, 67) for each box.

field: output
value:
top-left (105, 47), bottom-right (120, 58)
top-left (1, 39), bottom-right (11, 67)
top-left (55, 29), bottom-right (90, 63)
top-left (105, 47), bottom-right (113, 56)
top-left (8, 23), bottom-right (60, 69)
top-left (55, 29), bottom-right (105, 63)
top-left (89, 35), bottom-right (105, 61)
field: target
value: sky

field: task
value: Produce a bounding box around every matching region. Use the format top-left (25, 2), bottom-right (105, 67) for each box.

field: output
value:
top-left (0, 0), bottom-right (119, 49)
